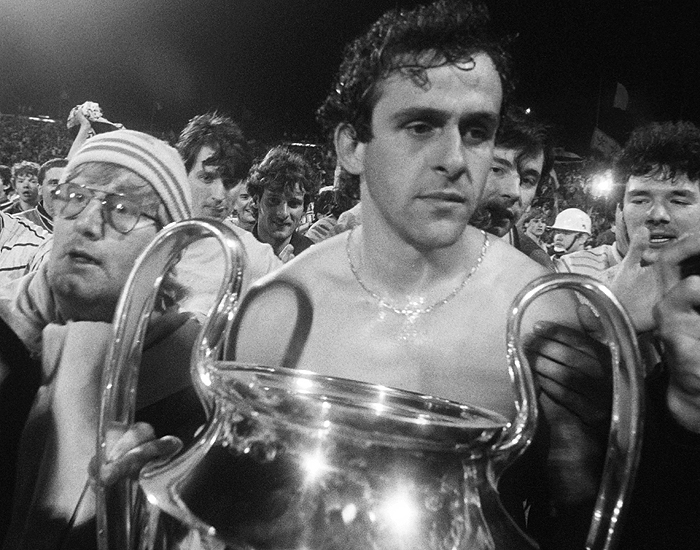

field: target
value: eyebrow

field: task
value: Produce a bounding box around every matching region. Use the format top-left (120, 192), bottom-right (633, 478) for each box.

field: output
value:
top-left (492, 155), bottom-right (515, 170)
top-left (391, 107), bottom-right (499, 129)
top-left (520, 167), bottom-right (542, 179)
top-left (627, 188), bottom-right (697, 197)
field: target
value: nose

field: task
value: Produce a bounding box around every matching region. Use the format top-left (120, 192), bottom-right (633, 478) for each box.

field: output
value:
top-left (210, 179), bottom-right (227, 202)
top-left (647, 201), bottom-right (670, 224)
top-left (434, 128), bottom-right (468, 181)
top-left (73, 199), bottom-right (105, 239)
top-left (499, 171), bottom-right (521, 204)
top-left (275, 202), bottom-right (290, 220)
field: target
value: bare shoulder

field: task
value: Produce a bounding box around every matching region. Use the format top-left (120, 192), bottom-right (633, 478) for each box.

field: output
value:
top-left (480, 235), bottom-right (579, 326)
top-left (230, 232), bottom-right (350, 367)
top-left (482, 234), bottom-right (550, 285)
top-left (255, 231), bottom-right (349, 286)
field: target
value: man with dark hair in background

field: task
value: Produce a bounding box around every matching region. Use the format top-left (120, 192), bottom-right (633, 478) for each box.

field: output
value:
top-left (174, 112), bottom-right (282, 318)
top-left (472, 105), bottom-right (555, 270)
top-left (19, 157), bottom-right (68, 231)
top-left (245, 145), bottom-right (317, 262)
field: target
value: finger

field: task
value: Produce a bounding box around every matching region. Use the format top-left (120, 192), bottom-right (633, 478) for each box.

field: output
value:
top-left (624, 226), bottom-right (651, 266)
top-left (106, 422), bottom-right (156, 462)
top-left (576, 303), bottom-right (606, 341)
top-left (98, 436), bottom-right (183, 486)
top-left (531, 321), bottom-right (604, 363)
top-left (537, 373), bottom-right (611, 428)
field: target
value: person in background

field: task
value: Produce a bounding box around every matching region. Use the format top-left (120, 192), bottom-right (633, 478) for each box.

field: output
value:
top-left (518, 206), bottom-right (554, 268)
top-left (556, 204), bottom-right (627, 279)
top-left (174, 112), bottom-right (282, 318)
top-left (0, 166), bottom-right (12, 207)
top-left (523, 207), bottom-right (548, 249)
top-left (549, 207), bottom-right (591, 263)
top-left (230, 180), bottom-right (256, 232)
top-left (600, 120), bottom-right (700, 334)
top-left (471, 106), bottom-right (555, 270)
top-left (5, 161), bottom-right (40, 216)
top-left (246, 145), bottom-right (317, 262)
top-left (0, 210), bottom-right (50, 287)
top-left (19, 158), bottom-right (68, 232)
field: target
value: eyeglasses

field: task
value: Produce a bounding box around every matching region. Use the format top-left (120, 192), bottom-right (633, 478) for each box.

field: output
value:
top-left (52, 182), bottom-right (155, 234)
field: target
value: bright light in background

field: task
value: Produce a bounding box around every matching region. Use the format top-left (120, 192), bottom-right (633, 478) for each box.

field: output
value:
top-left (302, 450), bottom-right (327, 482)
top-left (590, 170), bottom-right (614, 197)
top-left (380, 489), bottom-right (419, 535)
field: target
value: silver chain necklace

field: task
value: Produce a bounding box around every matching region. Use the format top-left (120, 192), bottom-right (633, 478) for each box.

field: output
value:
top-left (346, 228), bottom-right (490, 322)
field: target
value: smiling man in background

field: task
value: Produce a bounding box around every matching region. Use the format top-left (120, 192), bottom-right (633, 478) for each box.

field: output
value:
top-left (246, 145), bottom-right (316, 262)
top-left (601, 120), bottom-right (700, 333)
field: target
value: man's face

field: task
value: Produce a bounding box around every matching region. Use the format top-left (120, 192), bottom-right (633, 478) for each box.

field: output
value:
top-left (526, 217), bottom-right (547, 237)
top-left (480, 147), bottom-right (545, 237)
top-left (553, 230), bottom-right (585, 253)
top-left (256, 184), bottom-right (306, 247)
top-left (15, 172), bottom-right (39, 206)
top-left (232, 182), bottom-right (256, 226)
top-left (50, 167), bottom-right (160, 322)
top-left (41, 166), bottom-right (65, 216)
top-left (623, 173), bottom-right (700, 251)
top-left (188, 144), bottom-right (232, 220)
top-left (350, 53), bottom-right (502, 249)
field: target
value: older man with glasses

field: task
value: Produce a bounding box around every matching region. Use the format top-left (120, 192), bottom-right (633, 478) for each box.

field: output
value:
top-left (0, 130), bottom-right (203, 548)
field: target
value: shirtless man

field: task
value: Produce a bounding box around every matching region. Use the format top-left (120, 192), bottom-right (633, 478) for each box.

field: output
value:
top-left (233, 0), bottom-right (576, 419)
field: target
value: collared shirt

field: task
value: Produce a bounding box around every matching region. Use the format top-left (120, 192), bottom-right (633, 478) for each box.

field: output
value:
top-left (252, 224), bottom-right (314, 258)
top-left (19, 203), bottom-right (53, 233)
top-left (0, 212), bottom-right (50, 287)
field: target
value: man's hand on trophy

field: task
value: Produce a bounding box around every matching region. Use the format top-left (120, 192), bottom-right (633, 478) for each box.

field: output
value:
top-left (524, 309), bottom-right (613, 508)
top-left (90, 422), bottom-right (183, 486)
top-left (526, 307), bottom-right (612, 431)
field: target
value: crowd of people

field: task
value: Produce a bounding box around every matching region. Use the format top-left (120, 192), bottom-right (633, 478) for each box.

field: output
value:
top-left (0, 0), bottom-right (699, 549)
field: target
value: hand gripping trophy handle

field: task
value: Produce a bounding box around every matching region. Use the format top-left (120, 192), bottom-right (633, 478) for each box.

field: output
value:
top-left (95, 219), bottom-right (246, 550)
top-left (503, 272), bottom-right (645, 550)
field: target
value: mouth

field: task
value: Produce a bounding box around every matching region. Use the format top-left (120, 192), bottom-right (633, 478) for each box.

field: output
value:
top-left (68, 249), bottom-right (101, 266)
top-left (648, 233), bottom-right (676, 247)
top-left (271, 220), bottom-right (292, 231)
top-left (420, 190), bottom-right (467, 204)
top-left (486, 204), bottom-right (515, 230)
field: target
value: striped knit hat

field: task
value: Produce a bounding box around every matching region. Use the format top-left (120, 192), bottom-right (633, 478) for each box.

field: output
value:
top-left (62, 129), bottom-right (193, 226)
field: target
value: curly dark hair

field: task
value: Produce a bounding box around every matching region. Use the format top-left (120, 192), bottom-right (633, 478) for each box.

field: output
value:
top-left (245, 146), bottom-right (318, 210)
top-left (176, 112), bottom-right (252, 188)
top-left (613, 121), bottom-right (700, 186)
top-left (316, 0), bottom-right (512, 143)
top-left (496, 105), bottom-right (554, 189)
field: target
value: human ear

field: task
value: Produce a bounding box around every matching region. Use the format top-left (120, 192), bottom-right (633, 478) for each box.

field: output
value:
top-left (334, 124), bottom-right (365, 176)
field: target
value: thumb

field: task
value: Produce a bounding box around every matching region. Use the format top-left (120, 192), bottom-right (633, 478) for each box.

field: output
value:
top-left (622, 225), bottom-right (651, 266)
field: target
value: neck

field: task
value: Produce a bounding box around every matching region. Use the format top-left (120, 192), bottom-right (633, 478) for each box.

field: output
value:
top-left (258, 223), bottom-right (293, 256)
top-left (351, 221), bottom-right (486, 301)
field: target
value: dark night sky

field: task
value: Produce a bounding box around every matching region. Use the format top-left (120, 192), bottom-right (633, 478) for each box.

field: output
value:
top-left (2, 0), bottom-right (699, 153)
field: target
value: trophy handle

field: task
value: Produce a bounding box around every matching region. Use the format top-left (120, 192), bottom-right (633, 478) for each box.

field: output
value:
top-left (503, 272), bottom-right (645, 550)
top-left (95, 219), bottom-right (246, 550)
